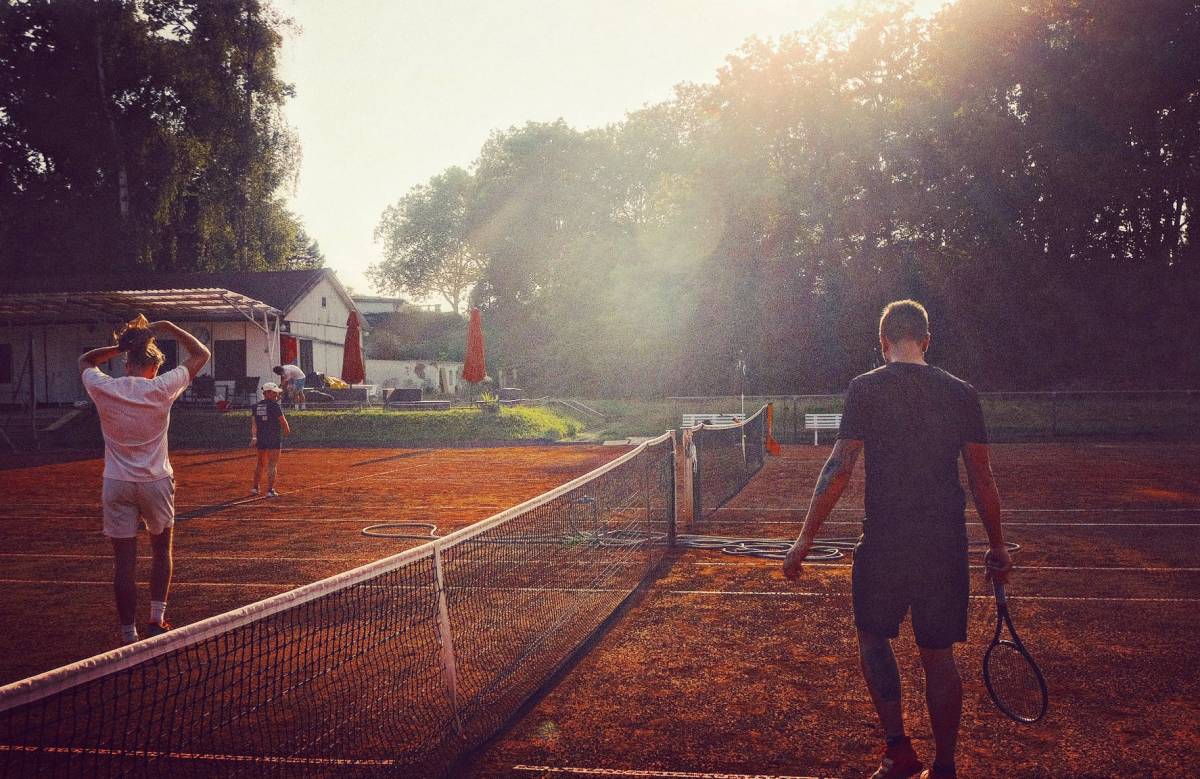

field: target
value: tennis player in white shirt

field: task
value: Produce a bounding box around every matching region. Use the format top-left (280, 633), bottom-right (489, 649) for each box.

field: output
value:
top-left (79, 317), bottom-right (210, 645)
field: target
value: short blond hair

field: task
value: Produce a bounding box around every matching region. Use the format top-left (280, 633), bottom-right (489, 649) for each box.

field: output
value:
top-left (879, 300), bottom-right (929, 343)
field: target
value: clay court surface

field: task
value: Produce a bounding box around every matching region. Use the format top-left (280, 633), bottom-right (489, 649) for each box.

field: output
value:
top-left (1, 442), bottom-right (1199, 777)
top-left (0, 445), bottom-right (625, 684)
top-left (466, 443), bottom-right (1200, 778)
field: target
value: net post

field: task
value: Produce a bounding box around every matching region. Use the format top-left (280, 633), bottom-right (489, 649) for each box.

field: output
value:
top-left (666, 430), bottom-right (677, 548)
top-left (432, 546), bottom-right (464, 738)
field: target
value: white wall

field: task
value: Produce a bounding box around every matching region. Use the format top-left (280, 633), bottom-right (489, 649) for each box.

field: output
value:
top-left (287, 276), bottom-right (351, 377)
top-left (0, 320), bottom-right (276, 404)
top-left (364, 359), bottom-right (463, 394)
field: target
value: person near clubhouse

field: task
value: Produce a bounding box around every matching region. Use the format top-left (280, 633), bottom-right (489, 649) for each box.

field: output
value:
top-left (80, 316), bottom-right (210, 645)
top-left (782, 300), bottom-right (1012, 779)
top-left (273, 363), bottom-right (306, 410)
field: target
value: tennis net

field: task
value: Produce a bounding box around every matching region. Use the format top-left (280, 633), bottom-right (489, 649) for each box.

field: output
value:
top-left (0, 432), bottom-right (676, 778)
top-left (687, 404), bottom-right (767, 522)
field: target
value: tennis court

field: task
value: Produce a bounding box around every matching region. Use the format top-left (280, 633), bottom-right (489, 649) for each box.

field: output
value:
top-left (1, 430), bottom-right (1198, 776)
top-left (467, 440), bottom-right (1200, 778)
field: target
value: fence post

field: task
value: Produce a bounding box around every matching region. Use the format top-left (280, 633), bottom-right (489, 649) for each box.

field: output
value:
top-left (432, 547), bottom-right (463, 737)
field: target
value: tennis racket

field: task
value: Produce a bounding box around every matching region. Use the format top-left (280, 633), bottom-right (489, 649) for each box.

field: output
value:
top-left (983, 577), bottom-right (1049, 723)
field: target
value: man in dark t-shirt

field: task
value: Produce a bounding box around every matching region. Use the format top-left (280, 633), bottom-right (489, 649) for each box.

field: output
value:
top-left (249, 382), bottom-right (290, 497)
top-left (783, 300), bottom-right (1012, 779)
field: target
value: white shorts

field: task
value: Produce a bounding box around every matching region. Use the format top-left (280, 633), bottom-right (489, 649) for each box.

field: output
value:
top-left (102, 477), bottom-right (176, 539)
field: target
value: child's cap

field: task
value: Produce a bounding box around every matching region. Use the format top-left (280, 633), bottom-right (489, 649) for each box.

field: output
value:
top-left (261, 382), bottom-right (281, 393)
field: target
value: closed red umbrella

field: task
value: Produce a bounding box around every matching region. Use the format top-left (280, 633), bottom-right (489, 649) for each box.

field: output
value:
top-left (462, 307), bottom-right (487, 384)
top-left (341, 311), bottom-right (366, 385)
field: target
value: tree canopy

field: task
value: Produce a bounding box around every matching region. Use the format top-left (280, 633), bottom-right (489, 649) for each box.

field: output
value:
top-left (0, 0), bottom-right (319, 275)
top-left (376, 0), bottom-right (1199, 394)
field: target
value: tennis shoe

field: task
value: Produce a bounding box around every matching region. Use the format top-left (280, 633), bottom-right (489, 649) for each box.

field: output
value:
top-left (871, 737), bottom-right (923, 779)
top-left (250, 487), bottom-right (260, 496)
top-left (916, 763), bottom-right (955, 777)
top-left (266, 489), bottom-right (279, 497)
top-left (919, 768), bottom-right (956, 779)
top-left (144, 621), bottom-right (172, 638)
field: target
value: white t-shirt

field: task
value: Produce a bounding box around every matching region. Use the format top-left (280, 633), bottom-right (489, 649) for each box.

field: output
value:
top-left (82, 365), bottom-right (192, 482)
top-left (279, 364), bottom-right (305, 382)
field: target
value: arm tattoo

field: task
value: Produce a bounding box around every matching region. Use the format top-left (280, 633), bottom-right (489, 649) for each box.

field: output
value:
top-left (861, 640), bottom-right (902, 703)
top-left (814, 456), bottom-right (843, 496)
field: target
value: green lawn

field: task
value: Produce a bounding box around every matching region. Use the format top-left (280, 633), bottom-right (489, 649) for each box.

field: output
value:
top-left (166, 405), bottom-right (583, 448)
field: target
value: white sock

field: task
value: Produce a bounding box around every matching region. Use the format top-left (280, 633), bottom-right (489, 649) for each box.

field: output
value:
top-left (150, 601), bottom-right (167, 625)
top-left (122, 624), bottom-right (139, 643)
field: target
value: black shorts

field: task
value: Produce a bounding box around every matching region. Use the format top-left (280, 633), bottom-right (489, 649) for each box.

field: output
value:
top-left (851, 533), bottom-right (969, 649)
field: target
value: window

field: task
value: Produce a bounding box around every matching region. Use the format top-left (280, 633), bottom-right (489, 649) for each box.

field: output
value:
top-left (0, 343), bottom-right (11, 384)
top-left (321, 296), bottom-right (327, 308)
top-left (299, 339), bottom-right (314, 374)
top-left (158, 340), bottom-right (179, 373)
top-left (213, 340), bottom-right (246, 380)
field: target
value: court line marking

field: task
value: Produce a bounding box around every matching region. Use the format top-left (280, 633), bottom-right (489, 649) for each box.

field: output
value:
top-left (700, 521), bottom-right (1200, 527)
top-left (0, 553), bottom-right (381, 562)
top-left (5, 579), bottom-right (1198, 603)
top-left (6, 517), bottom-right (1200, 528)
top-left (3, 554), bottom-right (1196, 574)
top-left (513, 766), bottom-right (839, 779)
top-left (666, 590), bottom-right (1200, 603)
top-left (0, 743), bottom-right (401, 767)
top-left (683, 562), bottom-right (1200, 572)
top-left (713, 507), bottom-right (1200, 513)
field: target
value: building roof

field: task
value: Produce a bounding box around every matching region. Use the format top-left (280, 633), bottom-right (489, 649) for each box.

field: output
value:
top-left (0, 269), bottom-right (348, 325)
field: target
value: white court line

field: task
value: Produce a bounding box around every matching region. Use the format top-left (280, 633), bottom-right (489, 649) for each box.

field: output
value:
top-left (0, 744), bottom-right (400, 767)
top-left (513, 765), bottom-right (837, 779)
top-left (0, 553), bottom-right (369, 562)
top-left (684, 561), bottom-right (1200, 572)
top-left (666, 590), bottom-right (1200, 603)
top-left (10, 553), bottom-right (1193, 573)
top-left (0, 579), bottom-right (296, 589)
top-left (6, 578), bottom-right (1197, 603)
top-left (0, 515), bottom-right (497, 524)
top-left (714, 507), bottom-right (1200, 513)
top-left (701, 520), bottom-right (1200, 527)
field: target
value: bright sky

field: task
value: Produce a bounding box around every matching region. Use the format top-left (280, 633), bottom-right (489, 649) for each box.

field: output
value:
top-left (277, 0), bottom-right (948, 303)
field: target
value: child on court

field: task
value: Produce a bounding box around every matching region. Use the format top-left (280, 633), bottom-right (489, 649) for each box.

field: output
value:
top-left (250, 382), bottom-right (290, 496)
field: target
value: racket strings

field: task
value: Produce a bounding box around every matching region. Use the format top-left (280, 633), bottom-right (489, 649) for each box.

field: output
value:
top-left (986, 641), bottom-right (1046, 721)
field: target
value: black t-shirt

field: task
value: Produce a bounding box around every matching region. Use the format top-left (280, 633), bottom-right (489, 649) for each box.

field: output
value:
top-left (838, 363), bottom-right (987, 537)
top-left (253, 399), bottom-right (284, 449)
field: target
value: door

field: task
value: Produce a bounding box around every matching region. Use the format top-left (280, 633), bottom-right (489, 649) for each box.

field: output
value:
top-left (214, 340), bottom-right (246, 380)
top-left (299, 339), bottom-right (314, 375)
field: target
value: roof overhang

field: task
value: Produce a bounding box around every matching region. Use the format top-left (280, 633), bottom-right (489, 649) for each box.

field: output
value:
top-left (0, 288), bottom-right (282, 326)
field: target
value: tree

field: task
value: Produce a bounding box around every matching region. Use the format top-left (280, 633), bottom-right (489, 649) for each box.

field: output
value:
top-left (370, 167), bottom-right (484, 315)
top-left (0, 0), bottom-right (315, 276)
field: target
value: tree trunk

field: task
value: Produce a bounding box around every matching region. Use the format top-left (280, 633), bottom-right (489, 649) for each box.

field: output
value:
top-left (94, 27), bottom-right (129, 220)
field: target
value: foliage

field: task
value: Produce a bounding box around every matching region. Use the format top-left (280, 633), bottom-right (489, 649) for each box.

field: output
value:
top-left (0, 0), bottom-right (314, 275)
top-left (365, 308), bottom-right (467, 360)
top-left (373, 0), bottom-right (1200, 393)
top-left (370, 166), bottom-right (486, 314)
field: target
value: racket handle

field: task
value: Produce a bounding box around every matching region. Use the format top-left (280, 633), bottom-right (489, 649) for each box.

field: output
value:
top-left (992, 578), bottom-right (1008, 606)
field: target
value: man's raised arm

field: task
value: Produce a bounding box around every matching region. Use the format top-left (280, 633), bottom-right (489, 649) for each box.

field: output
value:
top-left (152, 321), bottom-right (210, 380)
top-left (79, 346), bottom-right (122, 374)
top-left (962, 442), bottom-right (1011, 583)
top-left (783, 437), bottom-right (863, 580)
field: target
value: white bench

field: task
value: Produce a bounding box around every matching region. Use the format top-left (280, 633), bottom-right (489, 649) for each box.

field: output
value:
top-left (804, 413), bottom-right (842, 445)
top-left (682, 413), bottom-right (744, 429)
